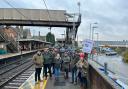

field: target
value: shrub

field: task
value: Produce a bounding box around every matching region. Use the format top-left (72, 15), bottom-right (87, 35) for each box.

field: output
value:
top-left (122, 50), bottom-right (128, 63)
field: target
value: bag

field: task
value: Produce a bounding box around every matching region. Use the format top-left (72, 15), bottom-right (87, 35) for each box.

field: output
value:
top-left (81, 70), bottom-right (87, 77)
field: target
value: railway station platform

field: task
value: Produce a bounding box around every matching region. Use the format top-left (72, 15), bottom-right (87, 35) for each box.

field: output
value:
top-left (0, 49), bottom-right (43, 60)
top-left (19, 70), bottom-right (80, 89)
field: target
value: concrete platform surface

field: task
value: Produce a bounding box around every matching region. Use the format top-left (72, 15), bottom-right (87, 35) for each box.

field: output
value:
top-left (19, 70), bottom-right (80, 89)
top-left (0, 49), bottom-right (42, 60)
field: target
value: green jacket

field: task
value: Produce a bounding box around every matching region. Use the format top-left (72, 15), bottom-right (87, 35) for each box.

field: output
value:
top-left (43, 51), bottom-right (52, 64)
top-left (51, 52), bottom-right (56, 63)
top-left (62, 56), bottom-right (70, 69)
top-left (70, 54), bottom-right (79, 69)
top-left (54, 58), bottom-right (62, 68)
top-left (76, 60), bottom-right (88, 77)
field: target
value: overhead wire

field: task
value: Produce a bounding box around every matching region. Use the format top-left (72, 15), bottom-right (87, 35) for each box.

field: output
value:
top-left (41, 0), bottom-right (52, 29)
top-left (4, 0), bottom-right (33, 24)
top-left (4, 0), bottom-right (60, 29)
top-left (42, 0), bottom-right (51, 21)
top-left (3, 0), bottom-right (56, 36)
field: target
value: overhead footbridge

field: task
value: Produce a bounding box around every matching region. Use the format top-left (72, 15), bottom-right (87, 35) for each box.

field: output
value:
top-left (0, 8), bottom-right (80, 27)
top-left (0, 8), bottom-right (81, 44)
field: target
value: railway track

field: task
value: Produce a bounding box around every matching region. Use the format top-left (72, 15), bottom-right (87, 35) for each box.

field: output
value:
top-left (0, 55), bottom-right (32, 69)
top-left (2, 66), bottom-right (34, 89)
top-left (0, 58), bottom-right (34, 89)
top-left (0, 58), bottom-right (31, 75)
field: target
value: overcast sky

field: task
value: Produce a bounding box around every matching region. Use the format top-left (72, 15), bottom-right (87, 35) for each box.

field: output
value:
top-left (0, 0), bottom-right (128, 41)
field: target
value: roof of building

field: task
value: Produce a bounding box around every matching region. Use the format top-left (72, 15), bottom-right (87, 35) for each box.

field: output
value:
top-left (56, 38), bottom-right (65, 41)
top-left (18, 39), bottom-right (51, 44)
top-left (94, 41), bottom-right (128, 47)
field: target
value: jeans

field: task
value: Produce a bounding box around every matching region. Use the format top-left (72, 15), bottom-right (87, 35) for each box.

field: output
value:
top-left (71, 68), bottom-right (77, 83)
top-left (78, 72), bottom-right (87, 87)
top-left (52, 63), bottom-right (55, 74)
top-left (44, 64), bottom-right (52, 78)
top-left (35, 68), bottom-right (42, 82)
top-left (54, 67), bottom-right (60, 77)
top-left (64, 68), bottom-right (69, 78)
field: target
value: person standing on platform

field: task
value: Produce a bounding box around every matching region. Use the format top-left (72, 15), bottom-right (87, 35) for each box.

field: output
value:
top-left (43, 48), bottom-right (52, 80)
top-left (32, 51), bottom-right (44, 84)
top-left (76, 56), bottom-right (88, 89)
top-left (70, 52), bottom-right (79, 84)
top-left (79, 52), bottom-right (85, 60)
top-left (50, 49), bottom-right (56, 74)
top-left (54, 52), bottom-right (61, 81)
top-left (62, 52), bottom-right (70, 79)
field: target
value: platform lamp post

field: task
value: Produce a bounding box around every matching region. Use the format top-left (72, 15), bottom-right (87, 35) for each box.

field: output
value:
top-left (91, 24), bottom-right (98, 60)
top-left (92, 26), bottom-right (98, 41)
top-left (95, 33), bottom-right (99, 46)
top-left (95, 33), bottom-right (99, 56)
top-left (77, 1), bottom-right (81, 15)
top-left (89, 22), bottom-right (98, 40)
top-left (72, 14), bottom-right (76, 49)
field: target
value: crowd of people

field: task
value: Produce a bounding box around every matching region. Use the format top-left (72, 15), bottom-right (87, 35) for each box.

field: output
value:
top-left (32, 47), bottom-right (88, 89)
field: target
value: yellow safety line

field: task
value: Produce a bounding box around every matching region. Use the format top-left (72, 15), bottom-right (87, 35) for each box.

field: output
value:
top-left (19, 73), bottom-right (35, 89)
top-left (25, 73), bottom-right (34, 89)
top-left (42, 78), bottom-right (48, 89)
top-left (28, 80), bottom-right (34, 89)
top-left (19, 68), bottom-right (49, 89)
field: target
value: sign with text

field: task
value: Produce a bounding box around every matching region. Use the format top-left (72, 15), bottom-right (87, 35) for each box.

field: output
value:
top-left (82, 39), bottom-right (94, 53)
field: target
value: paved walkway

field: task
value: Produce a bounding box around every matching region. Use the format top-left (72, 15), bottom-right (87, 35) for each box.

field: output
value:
top-left (45, 72), bottom-right (80, 89)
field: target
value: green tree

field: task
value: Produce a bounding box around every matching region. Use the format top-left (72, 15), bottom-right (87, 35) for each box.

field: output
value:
top-left (46, 32), bottom-right (55, 45)
top-left (122, 50), bottom-right (128, 63)
top-left (115, 47), bottom-right (122, 54)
